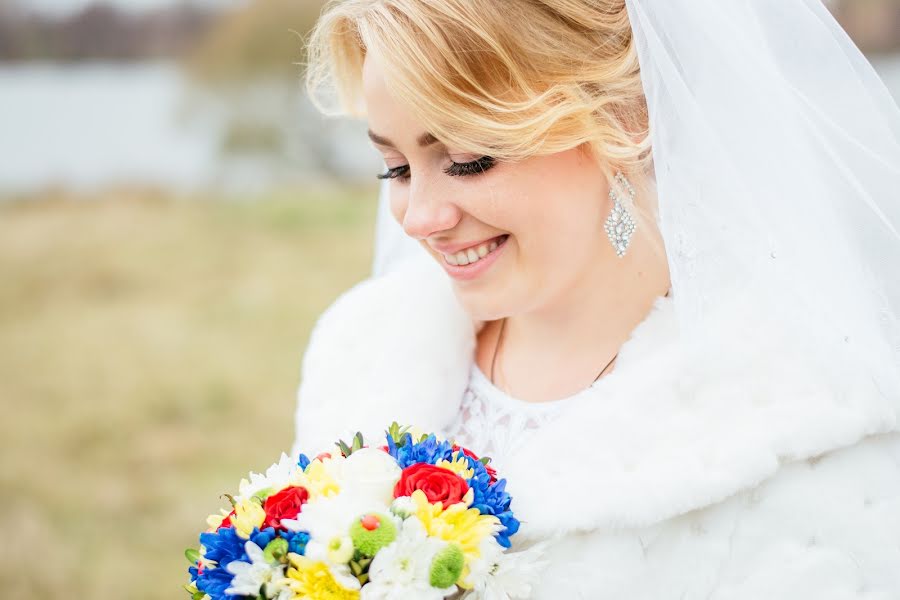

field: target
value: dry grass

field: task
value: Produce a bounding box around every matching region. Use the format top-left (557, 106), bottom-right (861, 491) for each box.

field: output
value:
top-left (0, 185), bottom-right (377, 598)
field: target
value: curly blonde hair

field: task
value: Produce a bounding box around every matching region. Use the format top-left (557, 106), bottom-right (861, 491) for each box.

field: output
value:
top-left (305, 0), bottom-right (654, 217)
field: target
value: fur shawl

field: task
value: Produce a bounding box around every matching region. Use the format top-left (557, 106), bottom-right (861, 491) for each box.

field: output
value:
top-left (290, 257), bottom-right (900, 540)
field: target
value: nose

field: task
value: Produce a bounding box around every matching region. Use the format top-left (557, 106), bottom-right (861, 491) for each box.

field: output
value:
top-left (397, 176), bottom-right (462, 240)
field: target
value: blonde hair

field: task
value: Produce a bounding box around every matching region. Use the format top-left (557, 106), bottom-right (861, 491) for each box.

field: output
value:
top-left (305, 0), bottom-right (656, 225)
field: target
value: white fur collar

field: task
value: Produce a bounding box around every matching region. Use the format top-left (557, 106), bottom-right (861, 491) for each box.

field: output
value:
top-left (292, 257), bottom-right (900, 537)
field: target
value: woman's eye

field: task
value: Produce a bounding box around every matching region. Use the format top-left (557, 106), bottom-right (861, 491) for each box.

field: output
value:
top-left (443, 156), bottom-right (496, 177)
top-left (376, 165), bottom-right (410, 181)
top-left (375, 156), bottom-right (496, 181)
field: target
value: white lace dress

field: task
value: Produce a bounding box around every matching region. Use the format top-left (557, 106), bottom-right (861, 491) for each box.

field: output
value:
top-left (443, 362), bottom-right (595, 469)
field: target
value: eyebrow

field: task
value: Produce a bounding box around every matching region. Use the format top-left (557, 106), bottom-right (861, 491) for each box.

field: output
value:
top-left (367, 129), bottom-right (441, 149)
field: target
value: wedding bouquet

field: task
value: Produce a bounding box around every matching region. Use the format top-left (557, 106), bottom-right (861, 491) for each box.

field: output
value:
top-left (185, 423), bottom-right (544, 600)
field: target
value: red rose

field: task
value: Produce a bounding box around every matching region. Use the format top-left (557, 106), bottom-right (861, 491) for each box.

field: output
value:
top-left (263, 486), bottom-right (309, 529)
top-left (393, 463), bottom-right (468, 508)
top-left (453, 444), bottom-right (498, 483)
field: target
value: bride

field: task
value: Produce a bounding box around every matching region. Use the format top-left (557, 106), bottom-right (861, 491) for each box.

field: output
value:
top-left (290, 0), bottom-right (900, 597)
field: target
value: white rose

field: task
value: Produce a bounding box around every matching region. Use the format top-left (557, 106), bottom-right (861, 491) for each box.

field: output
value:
top-left (341, 447), bottom-right (402, 506)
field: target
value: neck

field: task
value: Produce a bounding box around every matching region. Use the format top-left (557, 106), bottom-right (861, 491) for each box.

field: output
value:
top-left (486, 235), bottom-right (671, 402)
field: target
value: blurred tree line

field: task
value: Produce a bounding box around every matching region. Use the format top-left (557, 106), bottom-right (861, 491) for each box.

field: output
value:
top-left (1, 0), bottom-right (896, 66)
top-left (184, 0), bottom-right (325, 81)
top-left (0, 2), bottom-right (217, 61)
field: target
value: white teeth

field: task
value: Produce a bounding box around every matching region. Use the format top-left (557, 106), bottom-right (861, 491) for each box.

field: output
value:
top-left (443, 236), bottom-right (506, 267)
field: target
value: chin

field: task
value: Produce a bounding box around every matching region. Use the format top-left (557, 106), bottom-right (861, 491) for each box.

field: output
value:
top-left (450, 285), bottom-right (509, 323)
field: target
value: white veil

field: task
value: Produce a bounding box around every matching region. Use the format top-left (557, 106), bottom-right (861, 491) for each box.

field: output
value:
top-left (372, 0), bottom-right (900, 394)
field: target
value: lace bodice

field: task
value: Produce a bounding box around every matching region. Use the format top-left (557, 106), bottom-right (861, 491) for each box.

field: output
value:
top-left (443, 363), bottom-right (592, 469)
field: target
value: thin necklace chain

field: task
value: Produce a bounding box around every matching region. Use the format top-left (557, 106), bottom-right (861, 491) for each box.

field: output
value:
top-left (488, 289), bottom-right (671, 393)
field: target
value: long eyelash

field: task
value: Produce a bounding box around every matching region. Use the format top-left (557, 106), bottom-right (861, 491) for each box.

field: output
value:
top-left (444, 156), bottom-right (496, 177)
top-left (375, 156), bottom-right (496, 181)
top-left (376, 165), bottom-right (410, 180)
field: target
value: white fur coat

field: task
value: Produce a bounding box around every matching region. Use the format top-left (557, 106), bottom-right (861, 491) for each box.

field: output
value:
top-left (291, 257), bottom-right (900, 599)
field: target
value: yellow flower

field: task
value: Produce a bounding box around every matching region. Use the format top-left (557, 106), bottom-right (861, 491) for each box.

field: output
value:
top-left (297, 457), bottom-right (342, 500)
top-left (411, 490), bottom-right (500, 561)
top-left (286, 553), bottom-right (360, 600)
top-left (436, 453), bottom-right (475, 480)
top-left (232, 498), bottom-right (266, 539)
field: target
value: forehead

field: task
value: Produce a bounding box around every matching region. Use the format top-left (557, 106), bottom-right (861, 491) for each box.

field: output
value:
top-left (362, 52), bottom-right (426, 146)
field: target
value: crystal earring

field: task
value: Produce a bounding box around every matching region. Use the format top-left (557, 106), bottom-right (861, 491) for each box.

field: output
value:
top-left (604, 171), bottom-right (637, 258)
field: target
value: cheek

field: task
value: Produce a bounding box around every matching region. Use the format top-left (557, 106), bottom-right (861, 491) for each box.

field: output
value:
top-left (507, 175), bottom-right (603, 270)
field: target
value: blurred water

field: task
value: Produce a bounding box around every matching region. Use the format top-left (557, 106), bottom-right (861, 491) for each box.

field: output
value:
top-left (1, 55), bottom-right (899, 195)
top-left (0, 61), bottom-right (382, 195)
top-left (0, 62), bottom-right (220, 193)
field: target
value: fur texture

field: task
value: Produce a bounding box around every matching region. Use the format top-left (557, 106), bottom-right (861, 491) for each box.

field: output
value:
top-left (291, 258), bottom-right (900, 597)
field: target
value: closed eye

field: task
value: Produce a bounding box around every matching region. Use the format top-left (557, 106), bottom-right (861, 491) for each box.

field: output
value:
top-left (376, 156), bottom-right (496, 181)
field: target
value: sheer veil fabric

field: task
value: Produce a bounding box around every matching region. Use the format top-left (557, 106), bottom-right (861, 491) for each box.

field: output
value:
top-left (625, 0), bottom-right (900, 395)
top-left (372, 0), bottom-right (900, 398)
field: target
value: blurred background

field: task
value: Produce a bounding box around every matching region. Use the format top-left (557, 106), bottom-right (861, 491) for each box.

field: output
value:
top-left (1, 0), bottom-right (898, 597)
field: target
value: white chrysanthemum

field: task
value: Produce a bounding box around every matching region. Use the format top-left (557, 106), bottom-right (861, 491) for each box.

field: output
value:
top-left (282, 492), bottom-right (391, 588)
top-left (361, 517), bottom-right (457, 600)
top-left (235, 452), bottom-right (303, 502)
top-left (466, 539), bottom-right (549, 600)
top-left (224, 540), bottom-right (292, 599)
top-left (314, 451), bottom-right (347, 486)
top-left (282, 491), bottom-right (389, 543)
top-left (301, 539), bottom-right (365, 591)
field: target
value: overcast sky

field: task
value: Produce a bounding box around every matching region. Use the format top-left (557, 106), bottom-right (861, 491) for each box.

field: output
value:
top-left (24, 0), bottom-right (240, 15)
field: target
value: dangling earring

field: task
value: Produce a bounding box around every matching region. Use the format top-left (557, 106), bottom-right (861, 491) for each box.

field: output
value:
top-left (604, 171), bottom-right (637, 258)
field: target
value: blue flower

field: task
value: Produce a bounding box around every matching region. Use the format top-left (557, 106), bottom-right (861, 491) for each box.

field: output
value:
top-left (282, 529), bottom-right (310, 555)
top-left (193, 564), bottom-right (234, 599)
top-left (197, 526), bottom-right (246, 569)
top-left (192, 526), bottom-right (280, 599)
top-left (249, 527), bottom-right (278, 551)
top-left (386, 432), bottom-right (454, 468)
top-left (297, 453), bottom-right (311, 471)
top-left (464, 459), bottom-right (519, 548)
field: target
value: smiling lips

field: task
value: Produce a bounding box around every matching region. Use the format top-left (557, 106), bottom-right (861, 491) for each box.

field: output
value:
top-left (441, 234), bottom-right (509, 266)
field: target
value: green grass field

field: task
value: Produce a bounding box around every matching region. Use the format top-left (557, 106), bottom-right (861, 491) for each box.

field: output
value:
top-left (0, 185), bottom-right (377, 598)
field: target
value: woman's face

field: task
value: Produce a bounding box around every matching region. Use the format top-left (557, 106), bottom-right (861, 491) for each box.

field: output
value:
top-left (362, 53), bottom-right (618, 321)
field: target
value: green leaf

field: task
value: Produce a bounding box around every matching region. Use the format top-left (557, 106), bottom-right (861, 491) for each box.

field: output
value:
top-left (252, 487), bottom-right (274, 504)
top-left (185, 548), bottom-right (201, 565)
top-left (221, 493), bottom-right (237, 509)
top-left (349, 560), bottom-right (363, 576)
top-left (386, 422), bottom-right (411, 447)
top-left (337, 439), bottom-right (352, 457)
top-left (192, 592), bottom-right (205, 600)
top-left (479, 456), bottom-right (492, 466)
top-left (352, 431), bottom-right (364, 452)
